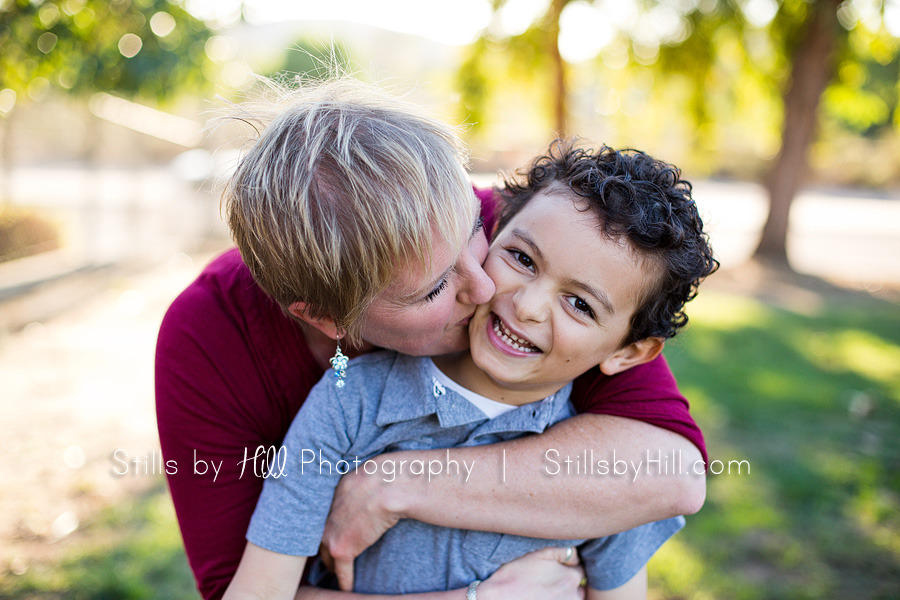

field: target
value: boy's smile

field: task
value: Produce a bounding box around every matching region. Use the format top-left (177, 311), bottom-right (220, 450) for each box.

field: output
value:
top-left (488, 314), bottom-right (542, 355)
top-left (438, 186), bottom-right (662, 405)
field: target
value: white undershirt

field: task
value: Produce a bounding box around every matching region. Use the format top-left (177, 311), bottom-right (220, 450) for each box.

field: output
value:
top-left (426, 359), bottom-right (519, 419)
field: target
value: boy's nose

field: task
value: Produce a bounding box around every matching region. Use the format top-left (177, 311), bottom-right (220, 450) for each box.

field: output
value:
top-left (513, 285), bottom-right (549, 323)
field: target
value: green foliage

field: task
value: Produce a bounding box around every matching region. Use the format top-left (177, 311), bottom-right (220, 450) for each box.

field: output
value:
top-left (645, 0), bottom-right (900, 151)
top-left (455, 0), bottom-right (572, 140)
top-left (456, 25), bottom-right (561, 138)
top-left (823, 26), bottom-right (900, 136)
top-left (457, 37), bottom-right (492, 133)
top-left (0, 0), bottom-right (214, 103)
top-left (273, 39), bottom-right (354, 82)
top-left (824, 84), bottom-right (890, 132)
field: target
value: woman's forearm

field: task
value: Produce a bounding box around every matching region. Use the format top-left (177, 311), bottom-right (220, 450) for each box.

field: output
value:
top-left (377, 414), bottom-right (706, 538)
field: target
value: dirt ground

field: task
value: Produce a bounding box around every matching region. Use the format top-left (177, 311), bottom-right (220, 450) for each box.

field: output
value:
top-left (0, 246), bottom-right (228, 577)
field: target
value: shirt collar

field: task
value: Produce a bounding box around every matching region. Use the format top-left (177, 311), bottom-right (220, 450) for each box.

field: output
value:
top-left (375, 355), bottom-right (573, 433)
top-left (375, 355), bottom-right (487, 428)
top-left (468, 382), bottom-right (574, 438)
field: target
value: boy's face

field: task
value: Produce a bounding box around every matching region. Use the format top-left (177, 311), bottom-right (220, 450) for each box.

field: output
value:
top-left (468, 189), bottom-right (658, 397)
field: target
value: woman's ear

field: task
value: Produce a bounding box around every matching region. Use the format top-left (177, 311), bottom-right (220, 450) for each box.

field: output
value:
top-left (288, 302), bottom-right (342, 339)
top-left (598, 337), bottom-right (665, 376)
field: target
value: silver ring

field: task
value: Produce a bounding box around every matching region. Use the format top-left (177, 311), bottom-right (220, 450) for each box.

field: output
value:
top-left (564, 546), bottom-right (574, 562)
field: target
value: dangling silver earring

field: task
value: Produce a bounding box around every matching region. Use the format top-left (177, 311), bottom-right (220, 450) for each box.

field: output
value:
top-left (329, 337), bottom-right (349, 388)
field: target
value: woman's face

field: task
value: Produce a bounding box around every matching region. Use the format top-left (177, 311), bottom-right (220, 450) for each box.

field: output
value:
top-left (359, 216), bottom-right (496, 357)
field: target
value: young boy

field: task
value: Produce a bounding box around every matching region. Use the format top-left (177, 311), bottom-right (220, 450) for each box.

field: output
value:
top-left (224, 141), bottom-right (717, 600)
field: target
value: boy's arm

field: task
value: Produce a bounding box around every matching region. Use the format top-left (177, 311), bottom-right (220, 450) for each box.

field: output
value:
top-left (224, 543), bottom-right (307, 600)
top-left (298, 547), bottom-right (584, 600)
top-left (225, 536), bottom-right (587, 600)
top-left (585, 566), bottom-right (647, 600)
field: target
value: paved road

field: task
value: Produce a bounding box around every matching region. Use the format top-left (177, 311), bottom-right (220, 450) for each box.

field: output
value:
top-left (692, 180), bottom-right (900, 291)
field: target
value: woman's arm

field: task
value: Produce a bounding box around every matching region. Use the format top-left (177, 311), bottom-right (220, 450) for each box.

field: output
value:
top-left (321, 414), bottom-right (704, 590)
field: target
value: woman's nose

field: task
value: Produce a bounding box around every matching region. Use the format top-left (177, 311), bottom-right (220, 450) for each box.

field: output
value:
top-left (458, 261), bottom-right (496, 305)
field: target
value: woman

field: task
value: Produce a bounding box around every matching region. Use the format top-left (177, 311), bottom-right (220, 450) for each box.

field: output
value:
top-left (155, 77), bottom-right (706, 599)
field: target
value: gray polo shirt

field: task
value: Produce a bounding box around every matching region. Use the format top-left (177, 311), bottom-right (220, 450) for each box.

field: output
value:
top-left (247, 352), bottom-right (683, 593)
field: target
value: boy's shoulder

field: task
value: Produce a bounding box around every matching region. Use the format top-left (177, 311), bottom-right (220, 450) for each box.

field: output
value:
top-left (305, 352), bottom-right (444, 446)
top-left (343, 351), bottom-right (429, 386)
top-left (329, 351), bottom-right (433, 413)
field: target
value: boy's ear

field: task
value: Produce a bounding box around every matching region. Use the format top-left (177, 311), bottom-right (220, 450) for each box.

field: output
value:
top-left (288, 302), bottom-right (342, 340)
top-left (598, 337), bottom-right (665, 376)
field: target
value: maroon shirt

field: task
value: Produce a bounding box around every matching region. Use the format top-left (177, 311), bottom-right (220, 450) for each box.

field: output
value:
top-left (156, 189), bottom-right (705, 600)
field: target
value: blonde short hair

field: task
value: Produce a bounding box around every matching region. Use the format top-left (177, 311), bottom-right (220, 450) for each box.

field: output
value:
top-left (224, 77), bottom-right (475, 343)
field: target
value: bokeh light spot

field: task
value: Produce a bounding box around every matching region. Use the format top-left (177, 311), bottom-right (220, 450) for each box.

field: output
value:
top-left (150, 11), bottom-right (176, 37)
top-left (118, 33), bottom-right (143, 58)
top-left (37, 31), bottom-right (58, 54)
top-left (0, 88), bottom-right (16, 113)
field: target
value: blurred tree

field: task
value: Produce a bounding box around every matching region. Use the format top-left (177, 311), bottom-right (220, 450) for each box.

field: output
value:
top-left (0, 0), bottom-right (214, 103)
top-left (462, 0), bottom-right (900, 265)
top-left (458, 0), bottom-right (574, 137)
top-left (275, 39), bottom-right (353, 81)
top-left (0, 0), bottom-right (215, 205)
top-left (755, 0), bottom-right (844, 261)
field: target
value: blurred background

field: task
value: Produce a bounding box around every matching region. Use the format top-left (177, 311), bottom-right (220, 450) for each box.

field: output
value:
top-left (1, 0), bottom-right (898, 598)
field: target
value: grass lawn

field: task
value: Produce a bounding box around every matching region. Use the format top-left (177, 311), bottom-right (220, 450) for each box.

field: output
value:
top-left (2, 279), bottom-right (898, 599)
top-left (652, 287), bottom-right (900, 599)
top-left (0, 483), bottom-right (197, 600)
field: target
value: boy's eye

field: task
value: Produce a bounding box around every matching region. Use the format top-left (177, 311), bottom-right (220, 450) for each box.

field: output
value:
top-left (424, 278), bottom-right (449, 303)
top-left (509, 249), bottom-right (534, 269)
top-left (566, 296), bottom-right (594, 317)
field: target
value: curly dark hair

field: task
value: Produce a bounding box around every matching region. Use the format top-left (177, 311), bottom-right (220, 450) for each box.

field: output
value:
top-left (498, 139), bottom-right (719, 346)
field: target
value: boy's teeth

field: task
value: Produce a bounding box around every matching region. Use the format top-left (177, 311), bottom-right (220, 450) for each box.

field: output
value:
top-left (493, 316), bottom-right (539, 353)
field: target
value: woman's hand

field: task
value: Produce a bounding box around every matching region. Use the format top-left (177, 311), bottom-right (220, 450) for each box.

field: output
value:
top-left (319, 460), bottom-right (401, 590)
top-left (478, 546), bottom-right (586, 600)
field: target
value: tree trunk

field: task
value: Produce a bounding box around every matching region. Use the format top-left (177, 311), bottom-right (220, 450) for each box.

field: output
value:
top-left (1, 114), bottom-right (11, 207)
top-left (547, 0), bottom-right (568, 136)
top-left (753, 0), bottom-right (843, 264)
